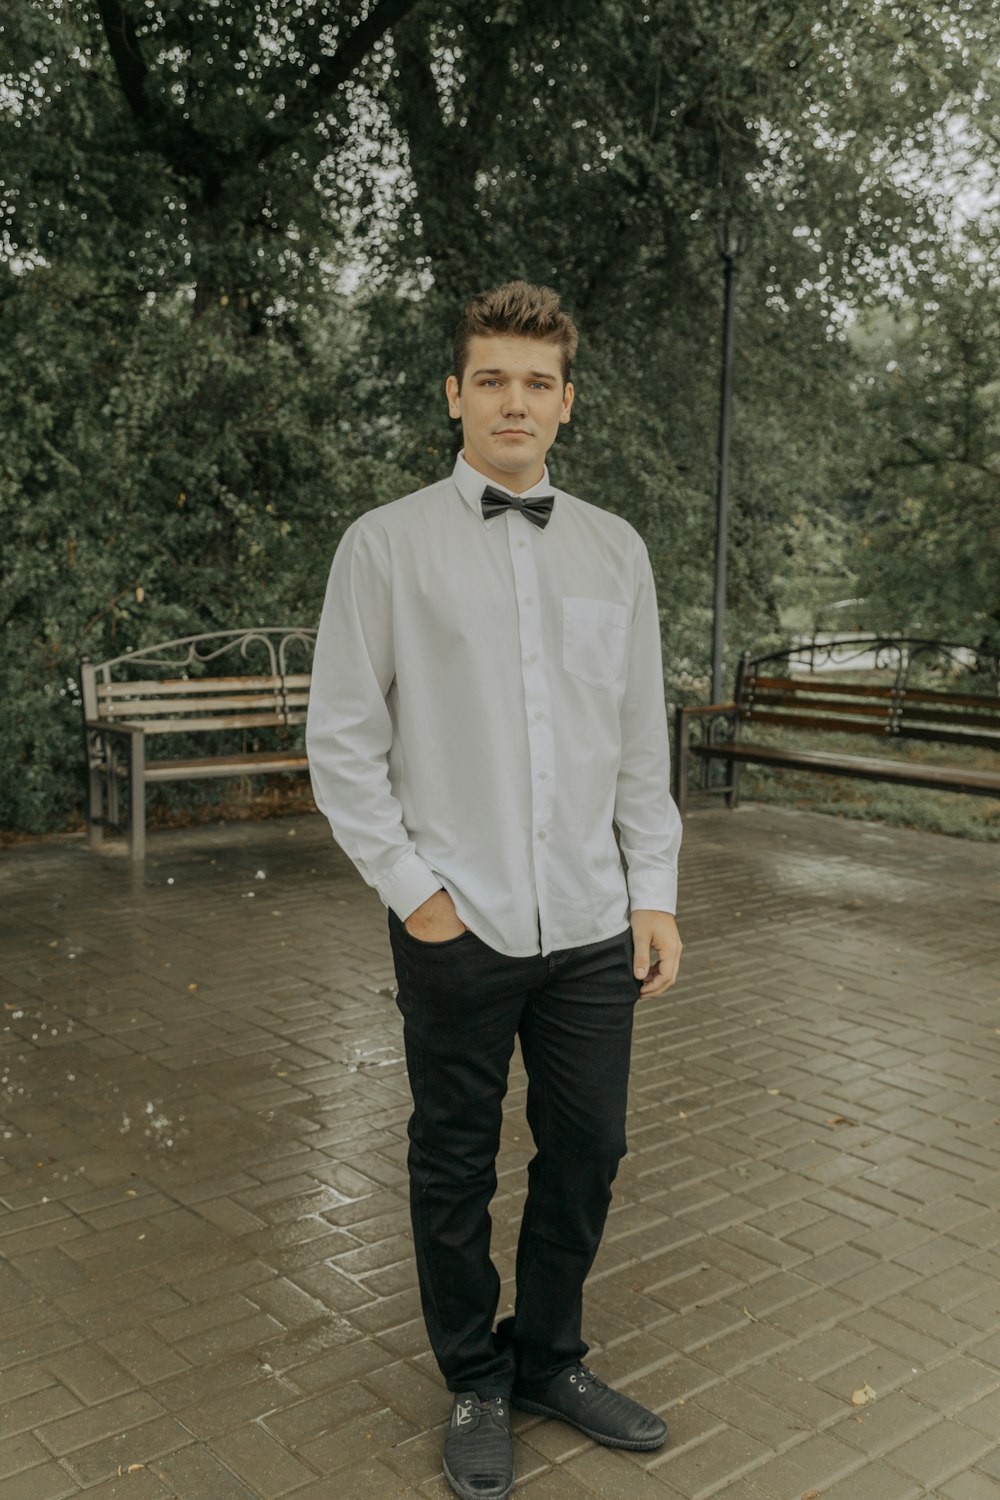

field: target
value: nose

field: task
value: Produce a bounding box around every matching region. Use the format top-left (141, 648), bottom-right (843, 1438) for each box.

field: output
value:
top-left (501, 384), bottom-right (527, 415)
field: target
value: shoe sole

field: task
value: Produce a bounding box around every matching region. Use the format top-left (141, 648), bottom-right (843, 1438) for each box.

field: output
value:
top-left (511, 1395), bottom-right (668, 1451)
top-left (442, 1456), bottom-right (515, 1500)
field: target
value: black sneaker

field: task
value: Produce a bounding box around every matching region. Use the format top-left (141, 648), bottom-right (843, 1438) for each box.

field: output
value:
top-left (512, 1362), bottom-right (667, 1451)
top-left (442, 1391), bottom-right (514, 1500)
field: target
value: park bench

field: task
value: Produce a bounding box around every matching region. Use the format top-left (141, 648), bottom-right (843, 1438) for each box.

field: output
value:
top-left (79, 627), bottom-right (316, 860)
top-left (674, 636), bottom-right (1000, 816)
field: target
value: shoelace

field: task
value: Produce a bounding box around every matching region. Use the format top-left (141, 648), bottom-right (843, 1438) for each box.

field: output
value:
top-left (479, 1396), bottom-right (506, 1419)
top-left (568, 1364), bottom-right (606, 1396)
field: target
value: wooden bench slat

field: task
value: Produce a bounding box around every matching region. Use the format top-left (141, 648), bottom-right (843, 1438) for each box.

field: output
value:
top-left (106, 713), bottom-right (291, 734)
top-left (748, 691), bottom-right (895, 719)
top-left (748, 675), bottom-right (898, 700)
top-left (101, 694), bottom-right (286, 717)
top-left (695, 741), bottom-right (1000, 795)
top-left (899, 705), bottom-right (1000, 732)
top-left (144, 751), bottom-right (310, 782)
top-left (98, 675), bottom-right (284, 696)
top-left (898, 686), bottom-right (1000, 710)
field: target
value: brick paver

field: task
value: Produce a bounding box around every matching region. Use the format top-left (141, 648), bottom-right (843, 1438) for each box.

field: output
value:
top-left (2, 802), bottom-right (1000, 1497)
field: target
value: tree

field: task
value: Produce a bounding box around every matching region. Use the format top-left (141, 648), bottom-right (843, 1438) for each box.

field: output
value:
top-left (1, 1), bottom-right (998, 830)
top-left (846, 229), bottom-right (1000, 647)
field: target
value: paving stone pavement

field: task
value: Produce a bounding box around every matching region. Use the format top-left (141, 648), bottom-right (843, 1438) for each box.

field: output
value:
top-left (2, 803), bottom-right (1000, 1500)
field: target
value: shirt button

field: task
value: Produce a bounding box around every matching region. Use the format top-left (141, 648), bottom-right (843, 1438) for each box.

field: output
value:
top-left (526, 653), bottom-right (538, 664)
top-left (524, 596), bottom-right (534, 605)
top-left (518, 540), bottom-right (527, 549)
top-left (537, 770), bottom-right (548, 781)
top-left (534, 711), bottom-right (544, 722)
top-left (537, 829), bottom-right (548, 841)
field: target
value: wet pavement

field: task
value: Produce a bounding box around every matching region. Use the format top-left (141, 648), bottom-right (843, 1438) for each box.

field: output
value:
top-left (2, 803), bottom-right (1000, 1500)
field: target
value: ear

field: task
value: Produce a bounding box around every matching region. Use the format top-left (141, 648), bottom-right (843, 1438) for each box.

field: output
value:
top-left (445, 374), bottom-right (462, 419)
top-left (559, 381), bottom-right (574, 424)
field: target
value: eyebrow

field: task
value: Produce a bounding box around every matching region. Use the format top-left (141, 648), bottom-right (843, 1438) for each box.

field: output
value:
top-left (470, 367), bottom-right (559, 381)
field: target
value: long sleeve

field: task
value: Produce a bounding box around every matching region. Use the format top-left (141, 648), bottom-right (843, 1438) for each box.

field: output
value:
top-left (614, 546), bottom-right (682, 914)
top-left (306, 520), bottom-right (442, 921)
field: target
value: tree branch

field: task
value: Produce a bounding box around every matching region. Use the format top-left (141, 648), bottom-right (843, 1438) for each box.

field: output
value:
top-left (251, 0), bottom-right (424, 162)
top-left (95, 0), bottom-right (150, 120)
top-left (388, 11), bottom-right (488, 299)
top-left (878, 437), bottom-right (1000, 482)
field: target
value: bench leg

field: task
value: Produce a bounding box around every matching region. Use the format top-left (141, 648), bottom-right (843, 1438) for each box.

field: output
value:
top-left (129, 736), bottom-right (146, 863)
top-left (673, 712), bottom-right (688, 818)
top-left (727, 761), bottom-right (742, 809)
top-left (87, 744), bottom-right (104, 851)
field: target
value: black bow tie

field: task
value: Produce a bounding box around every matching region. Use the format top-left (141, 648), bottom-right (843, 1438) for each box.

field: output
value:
top-left (481, 484), bottom-right (555, 530)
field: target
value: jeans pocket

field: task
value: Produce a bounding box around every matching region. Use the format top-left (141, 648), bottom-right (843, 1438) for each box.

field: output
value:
top-left (402, 926), bottom-right (473, 950)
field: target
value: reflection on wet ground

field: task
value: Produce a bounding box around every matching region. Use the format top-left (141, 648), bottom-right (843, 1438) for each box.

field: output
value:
top-left (2, 805), bottom-right (1000, 1497)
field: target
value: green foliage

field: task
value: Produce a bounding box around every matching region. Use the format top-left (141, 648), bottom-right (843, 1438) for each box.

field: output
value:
top-left (0, 264), bottom-right (417, 831)
top-left (1, 1), bottom-right (998, 830)
top-left (845, 234), bottom-right (1000, 646)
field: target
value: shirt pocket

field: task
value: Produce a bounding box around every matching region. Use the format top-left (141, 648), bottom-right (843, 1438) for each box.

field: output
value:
top-left (562, 596), bottom-right (629, 688)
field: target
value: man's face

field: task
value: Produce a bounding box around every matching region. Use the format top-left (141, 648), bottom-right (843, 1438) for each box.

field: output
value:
top-left (446, 334), bottom-right (574, 492)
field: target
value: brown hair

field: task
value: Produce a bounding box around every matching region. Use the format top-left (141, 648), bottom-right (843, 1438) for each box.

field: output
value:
top-left (452, 280), bottom-right (579, 386)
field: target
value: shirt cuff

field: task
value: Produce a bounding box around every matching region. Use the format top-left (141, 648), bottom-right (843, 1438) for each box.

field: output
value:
top-left (378, 850), bottom-right (444, 923)
top-left (627, 871), bottom-right (678, 917)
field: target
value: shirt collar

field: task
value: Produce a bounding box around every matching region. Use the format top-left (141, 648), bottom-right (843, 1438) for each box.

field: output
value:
top-left (452, 451), bottom-right (554, 525)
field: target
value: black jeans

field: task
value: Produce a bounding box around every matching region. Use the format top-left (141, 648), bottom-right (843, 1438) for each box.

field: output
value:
top-left (388, 910), bottom-right (641, 1397)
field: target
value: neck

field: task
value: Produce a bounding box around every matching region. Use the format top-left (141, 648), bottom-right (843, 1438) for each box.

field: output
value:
top-left (462, 453), bottom-right (545, 494)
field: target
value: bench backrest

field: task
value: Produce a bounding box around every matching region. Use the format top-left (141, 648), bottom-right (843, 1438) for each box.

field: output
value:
top-left (80, 628), bottom-right (316, 736)
top-left (736, 638), bottom-right (1000, 751)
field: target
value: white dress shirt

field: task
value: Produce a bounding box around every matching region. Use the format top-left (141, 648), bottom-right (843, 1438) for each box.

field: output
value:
top-left (306, 452), bottom-right (682, 957)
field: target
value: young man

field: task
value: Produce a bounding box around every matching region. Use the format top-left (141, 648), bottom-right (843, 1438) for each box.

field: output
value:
top-left (307, 281), bottom-right (682, 1500)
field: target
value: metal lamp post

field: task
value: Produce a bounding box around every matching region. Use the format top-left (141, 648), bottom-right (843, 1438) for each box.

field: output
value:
top-left (711, 221), bottom-right (743, 704)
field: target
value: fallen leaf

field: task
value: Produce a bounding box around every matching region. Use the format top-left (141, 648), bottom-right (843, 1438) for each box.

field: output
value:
top-left (117, 1463), bottom-right (146, 1476)
top-left (766, 1088), bottom-right (780, 1095)
top-left (187, 983), bottom-right (199, 992)
top-left (802, 1490), bottom-right (821, 1499)
top-left (742, 1306), bottom-right (759, 1322)
top-left (826, 1116), bottom-right (854, 1126)
top-left (850, 1383), bottom-right (876, 1407)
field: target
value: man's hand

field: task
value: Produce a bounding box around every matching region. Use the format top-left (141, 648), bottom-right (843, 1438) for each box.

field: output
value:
top-left (630, 910), bottom-right (682, 998)
top-left (404, 888), bottom-right (468, 942)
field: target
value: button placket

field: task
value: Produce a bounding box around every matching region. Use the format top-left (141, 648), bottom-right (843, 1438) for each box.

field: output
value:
top-left (507, 517), bottom-right (555, 943)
